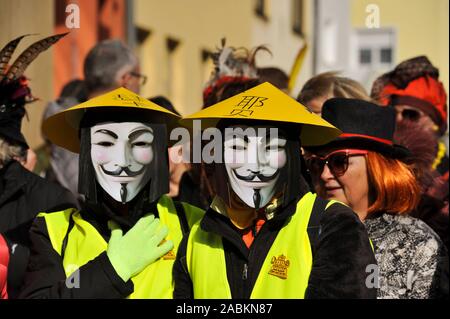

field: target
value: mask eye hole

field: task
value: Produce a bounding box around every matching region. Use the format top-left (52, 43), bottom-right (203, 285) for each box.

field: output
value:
top-left (231, 145), bottom-right (246, 151)
top-left (132, 141), bottom-right (151, 147)
top-left (95, 141), bottom-right (114, 147)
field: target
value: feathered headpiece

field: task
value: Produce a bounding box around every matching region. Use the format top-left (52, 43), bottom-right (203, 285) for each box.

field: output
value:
top-left (203, 38), bottom-right (269, 105)
top-left (0, 33), bottom-right (68, 147)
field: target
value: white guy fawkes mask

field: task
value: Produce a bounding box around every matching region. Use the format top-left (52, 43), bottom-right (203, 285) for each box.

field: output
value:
top-left (90, 122), bottom-right (154, 203)
top-left (223, 127), bottom-right (287, 209)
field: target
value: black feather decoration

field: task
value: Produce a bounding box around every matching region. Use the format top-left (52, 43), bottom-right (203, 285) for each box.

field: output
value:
top-left (5, 32), bottom-right (69, 81)
top-left (0, 34), bottom-right (30, 80)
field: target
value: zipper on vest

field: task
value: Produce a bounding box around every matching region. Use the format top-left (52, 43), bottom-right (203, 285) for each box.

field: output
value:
top-left (242, 263), bottom-right (248, 280)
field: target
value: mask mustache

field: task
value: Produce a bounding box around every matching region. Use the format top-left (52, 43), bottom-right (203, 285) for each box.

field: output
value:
top-left (100, 165), bottom-right (145, 177)
top-left (234, 170), bottom-right (279, 182)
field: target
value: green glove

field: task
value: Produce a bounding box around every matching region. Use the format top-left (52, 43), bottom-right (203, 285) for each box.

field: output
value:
top-left (106, 214), bottom-right (174, 282)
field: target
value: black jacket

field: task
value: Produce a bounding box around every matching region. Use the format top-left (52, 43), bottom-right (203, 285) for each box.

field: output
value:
top-left (173, 195), bottom-right (378, 299)
top-left (19, 197), bottom-right (194, 298)
top-left (175, 170), bottom-right (212, 211)
top-left (19, 215), bottom-right (134, 299)
top-left (0, 161), bottom-right (77, 298)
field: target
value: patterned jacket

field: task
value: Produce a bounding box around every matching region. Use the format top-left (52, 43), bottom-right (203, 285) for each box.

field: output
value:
top-left (364, 213), bottom-right (448, 299)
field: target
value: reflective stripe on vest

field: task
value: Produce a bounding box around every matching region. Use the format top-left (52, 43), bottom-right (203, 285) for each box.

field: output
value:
top-left (38, 195), bottom-right (204, 299)
top-left (186, 192), bottom-right (337, 299)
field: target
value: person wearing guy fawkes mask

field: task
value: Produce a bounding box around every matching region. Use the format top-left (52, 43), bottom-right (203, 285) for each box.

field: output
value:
top-left (19, 88), bottom-right (204, 299)
top-left (173, 81), bottom-right (378, 299)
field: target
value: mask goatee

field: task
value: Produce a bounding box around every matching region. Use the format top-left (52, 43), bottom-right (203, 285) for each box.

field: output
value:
top-left (120, 183), bottom-right (128, 204)
top-left (253, 189), bottom-right (261, 210)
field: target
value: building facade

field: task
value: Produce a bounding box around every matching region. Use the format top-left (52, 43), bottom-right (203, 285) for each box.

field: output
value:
top-left (0, 0), bottom-right (447, 148)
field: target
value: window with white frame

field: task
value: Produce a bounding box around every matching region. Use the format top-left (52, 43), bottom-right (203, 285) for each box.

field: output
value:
top-left (352, 28), bottom-right (396, 70)
top-left (349, 28), bottom-right (396, 88)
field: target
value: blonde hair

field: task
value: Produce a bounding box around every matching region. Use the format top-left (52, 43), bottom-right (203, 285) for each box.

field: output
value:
top-left (0, 137), bottom-right (26, 168)
top-left (298, 71), bottom-right (371, 107)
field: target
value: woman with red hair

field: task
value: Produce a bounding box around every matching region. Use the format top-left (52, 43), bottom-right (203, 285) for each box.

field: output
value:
top-left (305, 98), bottom-right (448, 299)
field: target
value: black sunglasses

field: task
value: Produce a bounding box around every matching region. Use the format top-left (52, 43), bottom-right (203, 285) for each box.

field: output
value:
top-left (306, 149), bottom-right (368, 177)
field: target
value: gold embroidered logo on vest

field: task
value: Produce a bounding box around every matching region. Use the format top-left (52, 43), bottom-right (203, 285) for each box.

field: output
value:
top-left (160, 239), bottom-right (176, 260)
top-left (162, 249), bottom-right (176, 260)
top-left (268, 254), bottom-right (290, 279)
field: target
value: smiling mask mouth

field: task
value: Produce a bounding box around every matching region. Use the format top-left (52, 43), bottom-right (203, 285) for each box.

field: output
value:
top-left (233, 170), bottom-right (279, 182)
top-left (101, 165), bottom-right (145, 177)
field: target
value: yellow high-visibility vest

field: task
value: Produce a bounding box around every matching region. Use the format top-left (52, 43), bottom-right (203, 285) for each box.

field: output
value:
top-left (186, 192), bottom-right (337, 299)
top-left (39, 195), bottom-right (204, 298)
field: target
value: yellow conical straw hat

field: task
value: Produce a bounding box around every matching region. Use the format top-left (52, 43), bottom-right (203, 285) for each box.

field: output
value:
top-left (42, 87), bottom-right (180, 153)
top-left (182, 82), bottom-right (341, 146)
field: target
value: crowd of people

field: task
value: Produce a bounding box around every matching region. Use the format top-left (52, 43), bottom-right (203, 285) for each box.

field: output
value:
top-left (0, 33), bottom-right (448, 299)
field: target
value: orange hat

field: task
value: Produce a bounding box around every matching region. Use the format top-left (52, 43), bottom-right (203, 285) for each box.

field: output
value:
top-left (371, 56), bottom-right (448, 136)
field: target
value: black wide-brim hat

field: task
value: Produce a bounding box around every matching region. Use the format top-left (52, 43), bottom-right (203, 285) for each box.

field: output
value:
top-left (306, 98), bottom-right (410, 159)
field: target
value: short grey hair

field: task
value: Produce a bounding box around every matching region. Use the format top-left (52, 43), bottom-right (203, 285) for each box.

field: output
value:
top-left (0, 136), bottom-right (27, 168)
top-left (83, 40), bottom-right (137, 93)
